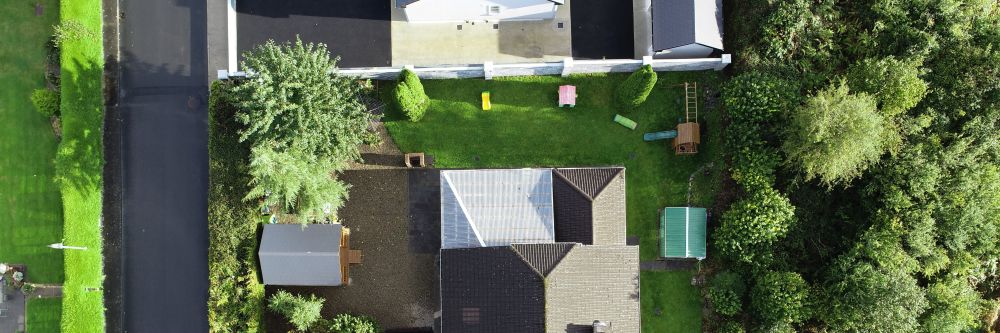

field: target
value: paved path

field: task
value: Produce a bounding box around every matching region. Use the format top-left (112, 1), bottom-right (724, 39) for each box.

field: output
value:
top-left (31, 284), bottom-right (63, 298)
top-left (117, 0), bottom-right (209, 331)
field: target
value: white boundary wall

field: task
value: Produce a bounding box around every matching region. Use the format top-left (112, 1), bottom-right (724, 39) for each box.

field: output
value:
top-left (220, 55), bottom-right (731, 81)
top-left (340, 55), bottom-right (731, 80)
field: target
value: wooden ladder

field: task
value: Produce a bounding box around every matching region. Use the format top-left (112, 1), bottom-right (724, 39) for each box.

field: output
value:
top-left (684, 82), bottom-right (698, 123)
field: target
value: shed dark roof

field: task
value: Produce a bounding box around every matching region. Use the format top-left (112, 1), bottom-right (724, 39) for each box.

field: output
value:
top-left (259, 224), bottom-right (343, 286)
top-left (440, 243), bottom-right (640, 333)
top-left (651, 0), bottom-right (724, 51)
top-left (553, 168), bottom-right (626, 245)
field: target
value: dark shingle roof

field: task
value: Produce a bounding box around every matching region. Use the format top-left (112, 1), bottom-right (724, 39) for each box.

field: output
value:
top-left (440, 244), bottom-right (640, 333)
top-left (440, 247), bottom-right (545, 333)
top-left (553, 168), bottom-right (622, 199)
top-left (512, 243), bottom-right (575, 277)
top-left (553, 168), bottom-right (626, 245)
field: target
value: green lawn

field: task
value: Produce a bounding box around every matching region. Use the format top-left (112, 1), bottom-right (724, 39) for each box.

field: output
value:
top-left (383, 72), bottom-right (720, 332)
top-left (58, 0), bottom-right (105, 330)
top-left (0, 0), bottom-right (64, 284)
top-left (641, 271), bottom-right (703, 332)
top-left (28, 298), bottom-right (63, 333)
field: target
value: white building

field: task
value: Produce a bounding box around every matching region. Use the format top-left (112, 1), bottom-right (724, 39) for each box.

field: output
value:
top-left (397, 0), bottom-right (564, 23)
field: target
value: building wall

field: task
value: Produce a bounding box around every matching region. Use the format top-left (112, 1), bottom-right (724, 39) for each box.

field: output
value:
top-left (403, 0), bottom-right (558, 22)
top-left (654, 43), bottom-right (715, 59)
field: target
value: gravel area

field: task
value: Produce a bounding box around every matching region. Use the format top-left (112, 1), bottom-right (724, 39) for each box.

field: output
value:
top-left (267, 169), bottom-right (439, 332)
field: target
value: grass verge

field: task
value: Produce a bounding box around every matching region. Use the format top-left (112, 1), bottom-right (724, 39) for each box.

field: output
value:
top-left (207, 81), bottom-right (266, 333)
top-left (382, 72), bottom-right (720, 331)
top-left (57, 0), bottom-right (105, 330)
top-left (28, 298), bottom-right (63, 333)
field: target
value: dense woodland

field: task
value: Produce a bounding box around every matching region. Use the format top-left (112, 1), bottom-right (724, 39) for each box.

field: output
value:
top-left (709, 0), bottom-right (1000, 331)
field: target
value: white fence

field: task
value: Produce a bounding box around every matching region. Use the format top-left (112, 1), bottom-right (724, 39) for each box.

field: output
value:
top-left (221, 55), bottom-right (731, 81)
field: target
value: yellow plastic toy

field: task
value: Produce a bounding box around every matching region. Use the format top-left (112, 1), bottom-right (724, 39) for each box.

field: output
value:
top-left (482, 91), bottom-right (492, 110)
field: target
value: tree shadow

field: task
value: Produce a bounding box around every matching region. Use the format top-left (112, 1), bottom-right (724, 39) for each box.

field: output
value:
top-left (55, 58), bottom-right (105, 194)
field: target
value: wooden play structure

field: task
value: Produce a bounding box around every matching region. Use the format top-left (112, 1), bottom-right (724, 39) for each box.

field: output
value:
top-left (673, 82), bottom-right (700, 155)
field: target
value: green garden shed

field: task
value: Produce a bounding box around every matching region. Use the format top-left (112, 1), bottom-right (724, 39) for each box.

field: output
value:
top-left (660, 207), bottom-right (707, 259)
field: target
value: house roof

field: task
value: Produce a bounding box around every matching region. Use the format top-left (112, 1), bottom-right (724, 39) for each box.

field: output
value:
top-left (553, 167), bottom-right (626, 245)
top-left (660, 207), bottom-right (707, 258)
top-left (440, 169), bottom-right (555, 249)
top-left (259, 224), bottom-right (344, 286)
top-left (651, 0), bottom-right (724, 51)
top-left (440, 243), bottom-right (640, 333)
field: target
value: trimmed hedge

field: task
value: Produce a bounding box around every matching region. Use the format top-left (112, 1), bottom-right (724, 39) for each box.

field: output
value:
top-left (394, 68), bottom-right (429, 121)
top-left (615, 64), bottom-right (657, 110)
top-left (31, 89), bottom-right (60, 118)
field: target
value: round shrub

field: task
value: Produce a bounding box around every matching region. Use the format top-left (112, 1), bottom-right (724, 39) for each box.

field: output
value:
top-left (718, 320), bottom-right (745, 333)
top-left (325, 313), bottom-right (380, 333)
top-left (714, 187), bottom-right (795, 267)
top-left (31, 88), bottom-right (59, 118)
top-left (394, 68), bottom-right (429, 121)
top-left (751, 271), bottom-right (811, 325)
top-left (708, 271), bottom-right (747, 316)
top-left (615, 64), bottom-right (657, 110)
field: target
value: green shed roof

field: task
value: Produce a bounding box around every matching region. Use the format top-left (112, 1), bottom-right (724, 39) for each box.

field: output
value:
top-left (660, 207), bottom-right (707, 259)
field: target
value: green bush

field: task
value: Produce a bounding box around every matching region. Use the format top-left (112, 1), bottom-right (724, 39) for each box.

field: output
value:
top-left (750, 271), bottom-right (811, 325)
top-left (31, 89), bottom-right (60, 118)
top-left (718, 321), bottom-right (745, 333)
top-left (614, 64), bottom-right (657, 110)
top-left (714, 187), bottom-right (795, 268)
top-left (730, 145), bottom-right (780, 194)
top-left (268, 290), bottom-right (324, 331)
top-left (318, 313), bottom-right (380, 333)
top-left (708, 271), bottom-right (746, 316)
top-left (845, 57), bottom-right (928, 117)
top-left (394, 68), bottom-right (429, 121)
top-left (722, 71), bottom-right (798, 150)
top-left (782, 82), bottom-right (899, 187)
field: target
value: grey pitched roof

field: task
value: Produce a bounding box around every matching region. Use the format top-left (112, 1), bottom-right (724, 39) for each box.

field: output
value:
top-left (440, 243), bottom-right (640, 333)
top-left (553, 168), bottom-right (626, 245)
top-left (440, 246), bottom-right (545, 333)
top-left (651, 0), bottom-right (724, 51)
top-left (259, 224), bottom-right (343, 286)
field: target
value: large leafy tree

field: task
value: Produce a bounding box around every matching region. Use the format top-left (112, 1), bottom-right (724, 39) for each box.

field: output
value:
top-left (230, 37), bottom-right (378, 222)
top-left (782, 82), bottom-right (900, 187)
top-left (845, 57), bottom-right (928, 117)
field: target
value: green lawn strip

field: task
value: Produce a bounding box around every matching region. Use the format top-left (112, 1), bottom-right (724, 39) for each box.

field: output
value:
top-left (0, 0), bottom-right (64, 284)
top-left (383, 72), bottom-right (723, 260)
top-left (58, 0), bottom-right (105, 331)
top-left (207, 81), bottom-right (267, 332)
top-left (641, 271), bottom-right (702, 332)
top-left (27, 298), bottom-right (63, 333)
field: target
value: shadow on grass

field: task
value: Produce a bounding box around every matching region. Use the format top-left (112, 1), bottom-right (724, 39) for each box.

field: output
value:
top-left (55, 58), bottom-right (104, 194)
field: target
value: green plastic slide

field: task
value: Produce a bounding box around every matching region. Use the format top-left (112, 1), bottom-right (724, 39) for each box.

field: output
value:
top-left (614, 114), bottom-right (637, 130)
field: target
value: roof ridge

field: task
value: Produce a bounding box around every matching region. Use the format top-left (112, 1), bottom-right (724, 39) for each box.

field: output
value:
top-left (511, 243), bottom-right (577, 278)
top-left (552, 170), bottom-right (595, 201)
top-left (554, 167), bottom-right (624, 199)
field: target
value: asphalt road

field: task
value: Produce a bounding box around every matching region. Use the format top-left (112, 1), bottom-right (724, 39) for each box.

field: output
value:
top-left (118, 0), bottom-right (209, 330)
